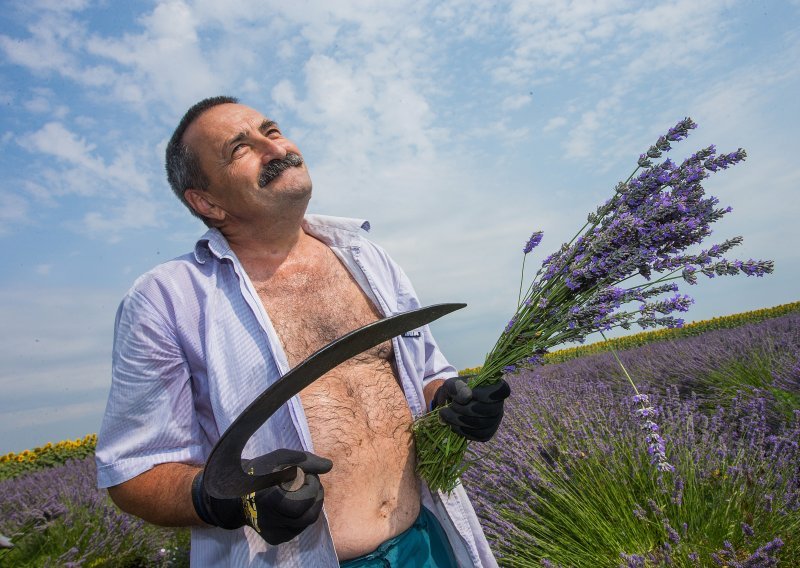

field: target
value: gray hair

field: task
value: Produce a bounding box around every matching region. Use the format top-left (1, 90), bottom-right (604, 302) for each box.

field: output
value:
top-left (165, 96), bottom-right (239, 226)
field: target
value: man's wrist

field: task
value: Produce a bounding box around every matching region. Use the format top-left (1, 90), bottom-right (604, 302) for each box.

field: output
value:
top-left (424, 378), bottom-right (446, 412)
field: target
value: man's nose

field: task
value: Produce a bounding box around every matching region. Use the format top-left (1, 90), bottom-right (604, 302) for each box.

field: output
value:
top-left (255, 136), bottom-right (287, 163)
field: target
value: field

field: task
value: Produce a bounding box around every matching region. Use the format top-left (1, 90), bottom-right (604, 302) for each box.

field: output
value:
top-left (1, 306), bottom-right (798, 567)
top-left (463, 311), bottom-right (799, 566)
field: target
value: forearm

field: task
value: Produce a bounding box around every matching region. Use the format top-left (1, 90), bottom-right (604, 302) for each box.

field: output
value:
top-left (107, 462), bottom-right (205, 527)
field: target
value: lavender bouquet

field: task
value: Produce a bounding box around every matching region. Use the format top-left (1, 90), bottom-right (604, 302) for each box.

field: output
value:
top-left (413, 118), bottom-right (774, 493)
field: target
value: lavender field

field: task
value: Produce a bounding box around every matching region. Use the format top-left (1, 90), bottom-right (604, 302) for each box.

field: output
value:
top-left (0, 457), bottom-right (189, 567)
top-left (464, 313), bottom-right (800, 566)
top-left (1, 313), bottom-right (798, 566)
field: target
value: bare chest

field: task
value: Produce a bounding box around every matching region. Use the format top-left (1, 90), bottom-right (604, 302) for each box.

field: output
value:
top-left (253, 251), bottom-right (388, 367)
top-left (249, 244), bottom-right (419, 546)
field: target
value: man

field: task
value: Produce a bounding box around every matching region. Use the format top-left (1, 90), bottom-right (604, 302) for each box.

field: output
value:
top-left (96, 96), bottom-right (509, 567)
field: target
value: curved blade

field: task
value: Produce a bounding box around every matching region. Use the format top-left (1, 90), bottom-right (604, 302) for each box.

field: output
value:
top-left (204, 302), bottom-right (466, 499)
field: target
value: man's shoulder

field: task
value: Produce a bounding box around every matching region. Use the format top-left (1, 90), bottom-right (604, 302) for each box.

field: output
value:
top-left (124, 251), bottom-right (208, 304)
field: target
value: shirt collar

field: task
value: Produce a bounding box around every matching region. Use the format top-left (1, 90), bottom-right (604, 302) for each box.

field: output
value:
top-left (193, 214), bottom-right (371, 264)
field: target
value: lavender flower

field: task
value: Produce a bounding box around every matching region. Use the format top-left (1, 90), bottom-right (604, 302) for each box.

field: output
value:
top-left (461, 326), bottom-right (800, 565)
top-left (414, 117), bottom-right (775, 493)
top-left (523, 231), bottom-right (544, 254)
top-left (0, 457), bottom-right (189, 566)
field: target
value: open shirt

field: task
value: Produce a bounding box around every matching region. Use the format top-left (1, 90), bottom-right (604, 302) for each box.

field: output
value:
top-left (96, 214), bottom-right (497, 567)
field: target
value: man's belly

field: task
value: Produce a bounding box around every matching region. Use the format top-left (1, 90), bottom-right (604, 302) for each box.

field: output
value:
top-left (299, 357), bottom-right (421, 561)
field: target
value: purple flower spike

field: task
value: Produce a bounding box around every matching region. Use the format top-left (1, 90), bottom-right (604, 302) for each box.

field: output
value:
top-left (419, 116), bottom-right (774, 497)
top-left (524, 231), bottom-right (544, 254)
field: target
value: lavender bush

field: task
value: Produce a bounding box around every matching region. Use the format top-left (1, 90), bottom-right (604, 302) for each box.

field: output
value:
top-left (537, 313), bottom-right (800, 427)
top-left (414, 118), bottom-right (774, 492)
top-left (463, 317), bottom-right (799, 567)
top-left (0, 457), bottom-right (189, 567)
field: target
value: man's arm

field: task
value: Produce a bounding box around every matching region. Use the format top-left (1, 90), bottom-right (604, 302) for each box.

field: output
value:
top-left (423, 378), bottom-right (445, 411)
top-left (108, 451), bottom-right (332, 545)
top-left (107, 463), bottom-right (204, 527)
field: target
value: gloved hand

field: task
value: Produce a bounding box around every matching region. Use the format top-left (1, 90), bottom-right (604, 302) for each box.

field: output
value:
top-left (192, 449), bottom-right (332, 545)
top-left (431, 376), bottom-right (511, 442)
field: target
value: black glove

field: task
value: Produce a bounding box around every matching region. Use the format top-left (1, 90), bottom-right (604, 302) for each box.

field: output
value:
top-left (431, 376), bottom-right (511, 442)
top-left (192, 449), bottom-right (332, 545)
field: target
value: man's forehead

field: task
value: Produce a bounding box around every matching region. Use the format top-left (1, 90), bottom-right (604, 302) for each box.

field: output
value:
top-left (183, 103), bottom-right (270, 148)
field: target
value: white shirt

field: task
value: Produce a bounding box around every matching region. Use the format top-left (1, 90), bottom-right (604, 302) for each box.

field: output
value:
top-left (96, 214), bottom-right (497, 567)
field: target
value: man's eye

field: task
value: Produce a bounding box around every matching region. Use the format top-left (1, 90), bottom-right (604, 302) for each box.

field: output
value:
top-left (232, 143), bottom-right (246, 155)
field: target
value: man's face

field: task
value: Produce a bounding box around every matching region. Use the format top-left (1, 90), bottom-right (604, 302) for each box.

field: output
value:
top-left (182, 103), bottom-right (312, 224)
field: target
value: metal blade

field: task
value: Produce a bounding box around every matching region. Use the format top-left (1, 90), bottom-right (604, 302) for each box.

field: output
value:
top-left (204, 302), bottom-right (466, 498)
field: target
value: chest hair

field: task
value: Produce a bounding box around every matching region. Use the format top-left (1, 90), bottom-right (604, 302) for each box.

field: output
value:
top-left (253, 246), bottom-right (388, 368)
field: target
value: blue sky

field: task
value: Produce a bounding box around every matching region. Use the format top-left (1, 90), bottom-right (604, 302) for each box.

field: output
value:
top-left (1, 0), bottom-right (798, 453)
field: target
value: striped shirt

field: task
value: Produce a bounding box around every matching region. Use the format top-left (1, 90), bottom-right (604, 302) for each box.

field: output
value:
top-left (96, 214), bottom-right (497, 567)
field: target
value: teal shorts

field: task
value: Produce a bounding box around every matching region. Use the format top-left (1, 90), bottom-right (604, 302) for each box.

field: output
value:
top-left (338, 507), bottom-right (458, 567)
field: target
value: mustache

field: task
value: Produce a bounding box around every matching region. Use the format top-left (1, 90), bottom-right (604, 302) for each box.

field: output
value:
top-left (258, 152), bottom-right (304, 188)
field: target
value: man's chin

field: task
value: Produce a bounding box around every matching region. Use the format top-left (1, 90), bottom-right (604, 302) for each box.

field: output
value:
top-left (263, 172), bottom-right (312, 199)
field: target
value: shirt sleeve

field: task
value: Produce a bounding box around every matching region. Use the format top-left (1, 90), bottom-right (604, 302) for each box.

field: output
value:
top-left (95, 289), bottom-right (204, 488)
top-left (420, 324), bottom-right (458, 390)
top-left (384, 248), bottom-right (458, 389)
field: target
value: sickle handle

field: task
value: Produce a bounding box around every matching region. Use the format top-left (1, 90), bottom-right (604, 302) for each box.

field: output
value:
top-left (278, 467), bottom-right (306, 492)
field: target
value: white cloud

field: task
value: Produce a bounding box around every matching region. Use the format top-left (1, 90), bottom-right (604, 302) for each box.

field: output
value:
top-left (84, 2), bottom-right (221, 110)
top-left (543, 116), bottom-right (567, 133)
top-left (21, 121), bottom-right (153, 195)
top-left (494, 0), bottom-right (729, 84)
top-left (502, 93), bottom-right (533, 111)
top-left (0, 14), bottom-right (82, 74)
top-left (14, 121), bottom-right (160, 238)
top-left (564, 89), bottom-right (625, 160)
top-left (21, 181), bottom-right (57, 207)
top-left (272, 79), bottom-right (297, 109)
top-left (486, 0), bottom-right (741, 164)
top-left (0, 190), bottom-right (29, 232)
top-left (23, 96), bottom-right (51, 114)
top-left (24, 122), bottom-right (100, 171)
top-left (81, 197), bottom-right (161, 241)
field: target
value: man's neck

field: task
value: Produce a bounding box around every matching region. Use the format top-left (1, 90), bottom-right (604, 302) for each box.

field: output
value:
top-left (220, 209), bottom-right (312, 281)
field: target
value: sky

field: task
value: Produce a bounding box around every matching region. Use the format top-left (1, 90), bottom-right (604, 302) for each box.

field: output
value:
top-left (1, 0), bottom-right (798, 453)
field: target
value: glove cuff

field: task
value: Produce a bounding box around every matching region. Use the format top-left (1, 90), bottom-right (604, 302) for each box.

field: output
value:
top-left (430, 383), bottom-right (449, 411)
top-left (191, 471), bottom-right (246, 530)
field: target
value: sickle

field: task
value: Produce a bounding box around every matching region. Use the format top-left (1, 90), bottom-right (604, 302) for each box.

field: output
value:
top-left (203, 302), bottom-right (466, 499)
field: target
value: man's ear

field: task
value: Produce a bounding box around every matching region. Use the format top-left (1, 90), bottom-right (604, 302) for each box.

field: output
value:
top-left (184, 188), bottom-right (225, 223)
